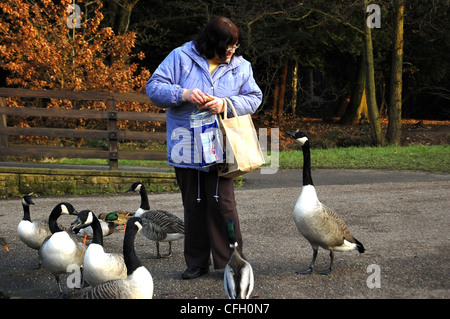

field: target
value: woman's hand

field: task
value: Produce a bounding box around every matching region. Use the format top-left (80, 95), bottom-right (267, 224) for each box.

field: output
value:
top-left (182, 89), bottom-right (224, 114)
top-left (182, 88), bottom-right (208, 105)
top-left (202, 94), bottom-right (225, 114)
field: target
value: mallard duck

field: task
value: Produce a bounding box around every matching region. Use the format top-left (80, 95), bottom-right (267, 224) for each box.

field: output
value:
top-left (224, 219), bottom-right (254, 299)
top-left (71, 210), bottom-right (127, 287)
top-left (287, 131), bottom-right (365, 274)
top-left (80, 217), bottom-right (153, 299)
top-left (0, 237), bottom-right (9, 252)
top-left (126, 182), bottom-right (184, 258)
top-left (38, 203), bottom-right (86, 296)
top-left (98, 211), bottom-right (134, 232)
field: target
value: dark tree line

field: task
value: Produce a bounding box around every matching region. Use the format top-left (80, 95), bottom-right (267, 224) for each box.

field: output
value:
top-left (2, 0), bottom-right (449, 145)
top-left (124, 1), bottom-right (448, 123)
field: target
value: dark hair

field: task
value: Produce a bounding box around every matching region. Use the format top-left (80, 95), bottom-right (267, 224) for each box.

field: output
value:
top-left (194, 17), bottom-right (242, 60)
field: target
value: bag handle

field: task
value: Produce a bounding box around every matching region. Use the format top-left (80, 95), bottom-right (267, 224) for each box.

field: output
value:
top-left (221, 97), bottom-right (238, 120)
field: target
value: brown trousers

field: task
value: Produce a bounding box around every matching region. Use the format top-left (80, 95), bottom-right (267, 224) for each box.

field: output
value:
top-left (175, 167), bottom-right (243, 269)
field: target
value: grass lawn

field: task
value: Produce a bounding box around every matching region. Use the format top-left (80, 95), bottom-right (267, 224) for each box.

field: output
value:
top-left (277, 144), bottom-right (449, 173)
top-left (30, 144), bottom-right (449, 173)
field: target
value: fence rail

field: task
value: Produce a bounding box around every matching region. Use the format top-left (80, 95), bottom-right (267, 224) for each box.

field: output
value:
top-left (0, 87), bottom-right (167, 170)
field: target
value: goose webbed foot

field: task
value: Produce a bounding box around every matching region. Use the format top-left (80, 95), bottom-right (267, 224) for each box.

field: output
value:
top-left (317, 268), bottom-right (333, 275)
top-left (317, 251), bottom-right (334, 275)
top-left (295, 267), bottom-right (314, 275)
top-left (296, 247), bottom-right (318, 275)
top-left (156, 252), bottom-right (172, 259)
top-left (158, 241), bottom-right (174, 258)
top-left (148, 242), bottom-right (173, 259)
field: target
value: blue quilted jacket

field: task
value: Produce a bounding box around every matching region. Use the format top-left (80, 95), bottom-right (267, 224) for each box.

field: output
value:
top-left (146, 41), bottom-right (263, 170)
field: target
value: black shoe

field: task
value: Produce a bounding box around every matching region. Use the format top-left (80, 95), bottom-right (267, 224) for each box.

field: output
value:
top-left (181, 266), bottom-right (209, 280)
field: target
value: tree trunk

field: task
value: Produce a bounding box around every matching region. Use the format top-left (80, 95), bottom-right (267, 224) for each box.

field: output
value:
top-left (364, 0), bottom-right (385, 146)
top-left (278, 60), bottom-right (288, 117)
top-left (340, 55), bottom-right (366, 123)
top-left (308, 68), bottom-right (314, 97)
top-left (291, 60), bottom-right (299, 116)
top-left (387, 0), bottom-right (405, 145)
top-left (112, 1), bottom-right (140, 35)
top-left (273, 77), bottom-right (279, 116)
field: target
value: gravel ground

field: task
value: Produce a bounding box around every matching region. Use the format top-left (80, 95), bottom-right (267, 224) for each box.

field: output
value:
top-left (0, 169), bottom-right (449, 303)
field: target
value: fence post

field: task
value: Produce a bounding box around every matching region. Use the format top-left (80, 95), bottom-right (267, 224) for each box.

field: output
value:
top-left (0, 97), bottom-right (7, 161)
top-left (106, 99), bottom-right (119, 170)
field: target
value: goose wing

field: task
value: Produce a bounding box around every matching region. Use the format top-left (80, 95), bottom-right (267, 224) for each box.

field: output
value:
top-left (224, 264), bottom-right (237, 299)
top-left (80, 279), bottom-right (123, 299)
top-left (34, 220), bottom-right (53, 238)
top-left (321, 205), bottom-right (357, 246)
top-left (141, 210), bottom-right (184, 234)
top-left (67, 231), bottom-right (88, 255)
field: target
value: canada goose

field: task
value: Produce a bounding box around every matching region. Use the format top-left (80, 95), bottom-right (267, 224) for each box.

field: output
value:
top-left (0, 237), bottom-right (9, 252)
top-left (72, 214), bottom-right (116, 244)
top-left (287, 131), bottom-right (365, 274)
top-left (126, 182), bottom-right (184, 258)
top-left (17, 195), bottom-right (70, 252)
top-left (38, 203), bottom-right (86, 296)
top-left (17, 195), bottom-right (49, 250)
top-left (17, 195), bottom-right (53, 268)
top-left (71, 210), bottom-right (127, 287)
top-left (80, 217), bottom-right (153, 299)
top-left (224, 219), bottom-right (254, 299)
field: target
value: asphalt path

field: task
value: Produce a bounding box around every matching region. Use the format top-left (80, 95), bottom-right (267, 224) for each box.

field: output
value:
top-left (0, 168), bottom-right (449, 302)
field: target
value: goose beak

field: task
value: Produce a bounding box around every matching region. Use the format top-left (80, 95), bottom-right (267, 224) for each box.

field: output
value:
top-left (69, 210), bottom-right (79, 216)
top-left (286, 132), bottom-right (296, 138)
top-left (3, 244), bottom-right (9, 252)
top-left (70, 216), bottom-right (82, 231)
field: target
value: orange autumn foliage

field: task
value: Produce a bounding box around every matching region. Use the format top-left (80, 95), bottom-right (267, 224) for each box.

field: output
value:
top-left (0, 0), bottom-right (160, 146)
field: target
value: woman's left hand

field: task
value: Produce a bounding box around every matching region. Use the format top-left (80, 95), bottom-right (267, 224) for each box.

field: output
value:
top-left (200, 94), bottom-right (225, 114)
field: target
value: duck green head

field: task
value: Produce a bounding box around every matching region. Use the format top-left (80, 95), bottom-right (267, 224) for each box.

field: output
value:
top-left (226, 219), bottom-right (237, 247)
top-left (105, 212), bottom-right (119, 221)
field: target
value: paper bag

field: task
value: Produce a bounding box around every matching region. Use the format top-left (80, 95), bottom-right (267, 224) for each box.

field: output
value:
top-left (217, 98), bottom-right (265, 178)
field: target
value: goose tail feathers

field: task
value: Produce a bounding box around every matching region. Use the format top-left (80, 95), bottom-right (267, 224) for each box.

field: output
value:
top-left (354, 238), bottom-right (365, 253)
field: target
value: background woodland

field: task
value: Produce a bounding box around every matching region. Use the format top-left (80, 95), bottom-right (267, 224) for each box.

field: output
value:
top-left (0, 0), bottom-right (448, 147)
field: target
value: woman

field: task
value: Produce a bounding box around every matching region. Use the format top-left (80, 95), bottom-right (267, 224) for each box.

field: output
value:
top-left (146, 17), bottom-right (262, 279)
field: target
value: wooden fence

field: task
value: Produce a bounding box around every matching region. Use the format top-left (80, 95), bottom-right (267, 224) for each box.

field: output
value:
top-left (0, 88), bottom-right (167, 170)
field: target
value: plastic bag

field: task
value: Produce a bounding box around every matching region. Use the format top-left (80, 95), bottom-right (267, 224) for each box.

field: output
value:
top-left (190, 110), bottom-right (224, 167)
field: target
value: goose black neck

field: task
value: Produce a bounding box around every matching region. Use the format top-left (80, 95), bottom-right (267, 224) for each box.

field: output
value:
top-left (22, 205), bottom-right (31, 222)
top-left (140, 185), bottom-right (150, 210)
top-left (302, 141), bottom-right (314, 186)
top-left (123, 227), bottom-right (141, 275)
top-left (90, 214), bottom-right (103, 246)
top-left (48, 206), bottom-right (63, 233)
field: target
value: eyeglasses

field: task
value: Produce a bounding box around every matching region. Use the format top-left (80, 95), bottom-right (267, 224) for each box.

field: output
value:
top-left (226, 44), bottom-right (240, 54)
